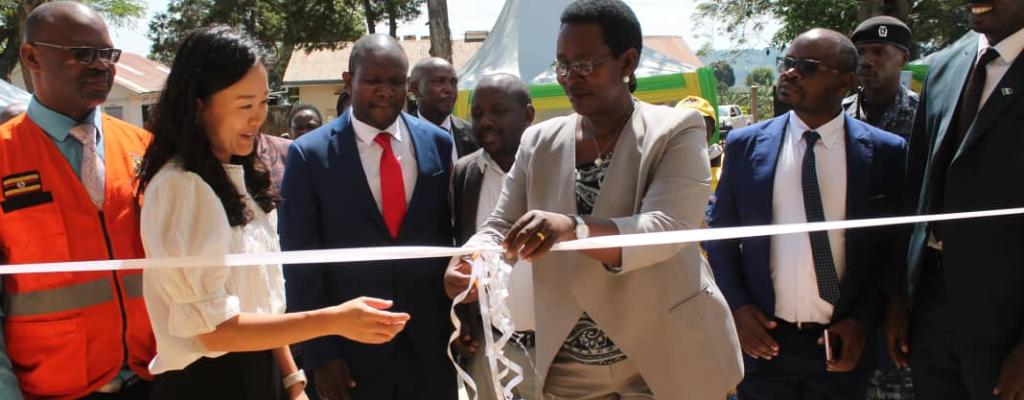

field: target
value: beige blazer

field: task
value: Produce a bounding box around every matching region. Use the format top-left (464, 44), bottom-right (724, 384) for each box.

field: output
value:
top-left (466, 101), bottom-right (743, 399)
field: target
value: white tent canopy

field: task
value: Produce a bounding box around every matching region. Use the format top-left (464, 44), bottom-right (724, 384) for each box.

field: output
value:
top-left (0, 79), bottom-right (30, 108)
top-left (457, 0), bottom-right (696, 90)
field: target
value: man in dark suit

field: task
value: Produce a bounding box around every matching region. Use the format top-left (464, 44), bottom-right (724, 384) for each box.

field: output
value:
top-left (279, 34), bottom-right (457, 400)
top-left (409, 57), bottom-right (478, 158)
top-left (706, 28), bottom-right (907, 400)
top-left (448, 73), bottom-right (537, 399)
top-left (891, 1), bottom-right (1024, 399)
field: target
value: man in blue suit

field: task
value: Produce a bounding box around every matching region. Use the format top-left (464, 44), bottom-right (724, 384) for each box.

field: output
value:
top-left (279, 34), bottom-right (457, 400)
top-left (706, 28), bottom-right (907, 400)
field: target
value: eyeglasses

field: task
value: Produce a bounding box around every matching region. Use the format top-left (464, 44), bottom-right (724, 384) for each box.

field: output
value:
top-left (777, 56), bottom-right (841, 76)
top-left (32, 42), bottom-right (122, 65)
top-left (552, 55), bottom-right (612, 77)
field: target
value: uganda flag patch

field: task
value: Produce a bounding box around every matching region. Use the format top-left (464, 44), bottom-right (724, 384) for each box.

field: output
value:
top-left (3, 171), bottom-right (42, 198)
top-left (1, 171), bottom-right (52, 213)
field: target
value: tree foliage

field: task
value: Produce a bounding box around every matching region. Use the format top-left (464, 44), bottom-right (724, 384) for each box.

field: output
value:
top-left (0, 0), bottom-right (145, 81)
top-left (147, 0), bottom-right (425, 89)
top-left (746, 66), bottom-right (776, 88)
top-left (711, 60), bottom-right (736, 88)
top-left (698, 0), bottom-right (970, 58)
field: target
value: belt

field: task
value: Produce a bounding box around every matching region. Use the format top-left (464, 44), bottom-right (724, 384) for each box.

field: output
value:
top-left (776, 319), bottom-right (828, 333)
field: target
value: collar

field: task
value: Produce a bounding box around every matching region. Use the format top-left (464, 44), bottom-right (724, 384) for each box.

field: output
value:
top-left (418, 112), bottom-right (452, 132)
top-left (476, 150), bottom-right (505, 174)
top-left (787, 110), bottom-right (845, 149)
top-left (351, 114), bottom-right (403, 144)
top-left (978, 26), bottom-right (1024, 65)
top-left (26, 96), bottom-right (104, 143)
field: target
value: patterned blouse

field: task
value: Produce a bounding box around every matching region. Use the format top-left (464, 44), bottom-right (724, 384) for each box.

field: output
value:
top-left (560, 154), bottom-right (628, 366)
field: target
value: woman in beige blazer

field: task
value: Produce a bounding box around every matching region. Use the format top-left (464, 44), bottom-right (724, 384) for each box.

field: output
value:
top-left (445, 1), bottom-right (743, 398)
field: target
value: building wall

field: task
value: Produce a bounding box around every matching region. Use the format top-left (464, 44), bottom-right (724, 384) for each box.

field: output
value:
top-left (297, 84), bottom-right (343, 120)
top-left (10, 66), bottom-right (153, 128)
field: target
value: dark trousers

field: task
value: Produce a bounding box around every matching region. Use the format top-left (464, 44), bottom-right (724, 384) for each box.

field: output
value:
top-left (150, 351), bottom-right (281, 400)
top-left (343, 335), bottom-right (458, 400)
top-left (909, 250), bottom-right (1011, 400)
top-left (738, 321), bottom-right (873, 400)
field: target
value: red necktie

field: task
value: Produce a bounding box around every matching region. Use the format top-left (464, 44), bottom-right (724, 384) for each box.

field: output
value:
top-left (374, 133), bottom-right (406, 238)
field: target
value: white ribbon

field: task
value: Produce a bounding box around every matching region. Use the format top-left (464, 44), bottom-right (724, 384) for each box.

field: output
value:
top-left (6, 207), bottom-right (1023, 398)
top-left (4, 206), bottom-right (1021, 274)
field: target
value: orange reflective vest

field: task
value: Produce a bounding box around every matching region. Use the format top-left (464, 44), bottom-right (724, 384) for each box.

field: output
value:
top-left (0, 114), bottom-right (155, 399)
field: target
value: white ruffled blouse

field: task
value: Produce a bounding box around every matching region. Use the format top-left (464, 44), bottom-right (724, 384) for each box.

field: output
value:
top-left (140, 160), bottom-right (285, 374)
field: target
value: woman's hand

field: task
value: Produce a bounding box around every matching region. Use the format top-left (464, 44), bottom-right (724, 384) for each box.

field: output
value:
top-left (503, 211), bottom-right (575, 261)
top-left (327, 297), bottom-right (410, 344)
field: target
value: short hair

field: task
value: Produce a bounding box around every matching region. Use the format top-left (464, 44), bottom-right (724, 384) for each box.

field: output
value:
top-left (289, 103), bottom-right (322, 122)
top-left (797, 28), bottom-right (859, 74)
top-left (347, 34), bottom-right (407, 75)
top-left (24, 2), bottom-right (102, 43)
top-left (474, 73), bottom-right (532, 108)
top-left (835, 36), bottom-right (859, 73)
top-left (560, 0), bottom-right (643, 59)
top-left (409, 57), bottom-right (454, 87)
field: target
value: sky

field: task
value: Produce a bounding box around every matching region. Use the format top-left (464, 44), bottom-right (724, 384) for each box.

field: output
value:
top-left (111, 0), bottom-right (780, 58)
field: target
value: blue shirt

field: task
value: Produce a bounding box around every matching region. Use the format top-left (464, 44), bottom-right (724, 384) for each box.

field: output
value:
top-left (26, 97), bottom-right (105, 178)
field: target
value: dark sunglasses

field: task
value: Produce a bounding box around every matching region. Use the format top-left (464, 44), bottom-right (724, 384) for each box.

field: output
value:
top-left (32, 41), bottom-right (122, 65)
top-left (777, 57), bottom-right (841, 76)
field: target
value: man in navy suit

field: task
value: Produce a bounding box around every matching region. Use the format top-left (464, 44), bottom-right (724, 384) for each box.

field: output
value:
top-left (279, 34), bottom-right (456, 400)
top-left (706, 28), bottom-right (907, 400)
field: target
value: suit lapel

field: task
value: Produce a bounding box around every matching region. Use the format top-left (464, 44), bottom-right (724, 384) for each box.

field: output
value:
top-left (751, 116), bottom-right (788, 221)
top-left (931, 36), bottom-right (979, 163)
top-left (592, 103), bottom-right (644, 218)
top-left (332, 112), bottom-right (391, 237)
top-left (399, 113), bottom-right (442, 239)
top-left (955, 46), bottom-right (1024, 160)
top-left (461, 151), bottom-right (484, 240)
top-left (844, 116), bottom-right (873, 219)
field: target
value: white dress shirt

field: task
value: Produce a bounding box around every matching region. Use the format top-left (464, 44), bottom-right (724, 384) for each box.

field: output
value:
top-left (418, 112), bottom-right (459, 163)
top-left (770, 111), bottom-right (848, 324)
top-left (474, 152), bottom-right (535, 331)
top-left (977, 26), bottom-right (1024, 110)
top-left (141, 161), bottom-right (286, 374)
top-left (352, 115), bottom-right (418, 210)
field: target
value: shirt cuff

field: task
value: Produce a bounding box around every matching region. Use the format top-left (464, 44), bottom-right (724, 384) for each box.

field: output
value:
top-left (167, 291), bottom-right (240, 339)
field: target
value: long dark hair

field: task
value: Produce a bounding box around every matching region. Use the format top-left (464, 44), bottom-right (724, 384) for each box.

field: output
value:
top-left (140, 26), bottom-right (276, 227)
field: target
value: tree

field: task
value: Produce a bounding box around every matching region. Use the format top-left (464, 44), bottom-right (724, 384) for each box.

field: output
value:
top-left (426, 0), bottom-right (452, 62)
top-left (147, 0), bottom-right (366, 87)
top-left (0, 0), bottom-right (145, 85)
top-left (711, 60), bottom-right (735, 89)
top-left (745, 66), bottom-right (775, 88)
top-left (698, 0), bottom-right (970, 58)
top-left (360, 0), bottom-right (425, 37)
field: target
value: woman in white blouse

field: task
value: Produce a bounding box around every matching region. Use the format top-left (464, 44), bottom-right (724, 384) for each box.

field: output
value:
top-left (138, 26), bottom-right (410, 399)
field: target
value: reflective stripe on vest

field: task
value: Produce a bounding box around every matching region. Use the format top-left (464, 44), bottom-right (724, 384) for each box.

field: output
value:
top-left (2, 274), bottom-right (143, 317)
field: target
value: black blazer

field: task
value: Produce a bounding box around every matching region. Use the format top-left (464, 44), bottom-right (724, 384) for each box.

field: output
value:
top-left (451, 116), bottom-right (480, 158)
top-left (453, 149), bottom-right (486, 245)
top-left (906, 31), bottom-right (1024, 345)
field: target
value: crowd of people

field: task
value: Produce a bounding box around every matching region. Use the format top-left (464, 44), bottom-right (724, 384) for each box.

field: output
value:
top-left (0, 0), bottom-right (1021, 399)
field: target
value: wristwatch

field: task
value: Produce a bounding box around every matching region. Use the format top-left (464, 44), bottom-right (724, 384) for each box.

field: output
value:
top-left (283, 369), bottom-right (307, 389)
top-left (571, 214), bottom-right (589, 239)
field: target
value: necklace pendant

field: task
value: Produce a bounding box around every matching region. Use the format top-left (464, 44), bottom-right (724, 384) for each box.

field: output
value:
top-left (594, 156), bottom-right (603, 167)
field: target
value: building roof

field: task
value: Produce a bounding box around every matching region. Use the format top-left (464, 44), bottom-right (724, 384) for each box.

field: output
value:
top-left (283, 36), bottom-right (702, 86)
top-left (113, 52), bottom-right (170, 94)
top-left (644, 36), bottom-right (704, 68)
top-left (282, 39), bottom-right (484, 86)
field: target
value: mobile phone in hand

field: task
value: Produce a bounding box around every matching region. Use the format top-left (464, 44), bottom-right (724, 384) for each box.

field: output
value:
top-left (824, 329), bottom-right (842, 362)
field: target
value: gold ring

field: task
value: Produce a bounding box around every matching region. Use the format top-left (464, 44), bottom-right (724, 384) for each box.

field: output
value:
top-left (536, 232), bottom-right (546, 241)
